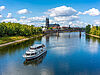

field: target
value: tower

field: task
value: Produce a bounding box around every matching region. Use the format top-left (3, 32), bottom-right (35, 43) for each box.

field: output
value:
top-left (46, 18), bottom-right (49, 28)
top-left (69, 25), bottom-right (70, 29)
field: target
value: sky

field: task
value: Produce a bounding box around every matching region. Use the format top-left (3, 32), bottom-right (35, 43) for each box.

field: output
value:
top-left (0, 0), bottom-right (100, 27)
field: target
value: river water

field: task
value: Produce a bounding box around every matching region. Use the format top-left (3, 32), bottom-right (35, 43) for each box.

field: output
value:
top-left (0, 32), bottom-right (100, 75)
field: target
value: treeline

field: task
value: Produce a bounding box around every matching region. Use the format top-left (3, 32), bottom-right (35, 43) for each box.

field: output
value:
top-left (86, 24), bottom-right (100, 36)
top-left (0, 22), bottom-right (42, 37)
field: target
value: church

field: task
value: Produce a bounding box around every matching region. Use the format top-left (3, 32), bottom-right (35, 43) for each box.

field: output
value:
top-left (46, 18), bottom-right (60, 28)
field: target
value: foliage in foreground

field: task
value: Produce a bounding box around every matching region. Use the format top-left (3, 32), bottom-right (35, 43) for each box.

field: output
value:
top-left (0, 22), bottom-right (42, 37)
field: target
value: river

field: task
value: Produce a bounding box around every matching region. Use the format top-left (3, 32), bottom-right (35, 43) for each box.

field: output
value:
top-left (0, 32), bottom-right (100, 75)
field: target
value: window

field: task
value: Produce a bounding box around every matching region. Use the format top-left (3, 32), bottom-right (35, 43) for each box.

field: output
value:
top-left (37, 46), bottom-right (42, 49)
top-left (31, 53), bottom-right (36, 55)
top-left (41, 49), bottom-right (43, 52)
top-left (30, 48), bottom-right (36, 49)
top-left (26, 53), bottom-right (30, 56)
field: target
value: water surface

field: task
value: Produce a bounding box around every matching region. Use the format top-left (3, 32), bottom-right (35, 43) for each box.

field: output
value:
top-left (0, 32), bottom-right (100, 75)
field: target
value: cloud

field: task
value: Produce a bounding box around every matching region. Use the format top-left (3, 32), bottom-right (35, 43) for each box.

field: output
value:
top-left (45, 6), bottom-right (77, 17)
top-left (0, 14), bottom-right (3, 18)
top-left (27, 16), bottom-right (46, 22)
top-left (27, 22), bottom-right (45, 26)
top-left (44, 6), bottom-right (82, 27)
top-left (20, 16), bottom-right (26, 19)
top-left (77, 8), bottom-right (100, 16)
top-left (76, 12), bottom-right (83, 15)
top-left (7, 13), bottom-right (12, 18)
top-left (0, 16), bottom-right (46, 26)
top-left (0, 16), bottom-right (86, 27)
top-left (17, 9), bottom-right (32, 14)
top-left (1, 18), bottom-right (18, 23)
top-left (75, 21), bottom-right (88, 27)
top-left (18, 19), bottom-right (31, 24)
top-left (18, 16), bottom-right (46, 25)
top-left (69, 22), bottom-right (72, 25)
top-left (94, 20), bottom-right (100, 25)
top-left (62, 21), bottom-right (88, 27)
top-left (83, 8), bottom-right (100, 16)
top-left (0, 6), bottom-right (5, 11)
top-left (54, 16), bottom-right (79, 22)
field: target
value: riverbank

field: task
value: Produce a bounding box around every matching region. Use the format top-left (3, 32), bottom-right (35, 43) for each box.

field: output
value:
top-left (86, 33), bottom-right (100, 38)
top-left (0, 34), bottom-right (44, 47)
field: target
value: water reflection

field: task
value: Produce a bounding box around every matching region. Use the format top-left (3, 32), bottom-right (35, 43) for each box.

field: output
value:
top-left (86, 35), bottom-right (100, 43)
top-left (85, 35), bottom-right (99, 54)
top-left (40, 67), bottom-right (54, 75)
top-left (0, 37), bottom-right (42, 57)
top-left (23, 52), bottom-right (47, 66)
top-left (48, 33), bottom-right (82, 56)
top-left (1, 32), bottom-right (100, 75)
top-left (46, 35), bottom-right (49, 43)
top-left (88, 40), bottom-right (98, 54)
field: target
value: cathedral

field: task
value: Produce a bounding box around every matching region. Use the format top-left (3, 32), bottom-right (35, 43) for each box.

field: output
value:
top-left (46, 18), bottom-right (60, 28)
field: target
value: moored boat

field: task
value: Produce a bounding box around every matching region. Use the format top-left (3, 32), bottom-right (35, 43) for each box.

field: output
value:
top-left (23, 44), bottom-right (46, 60)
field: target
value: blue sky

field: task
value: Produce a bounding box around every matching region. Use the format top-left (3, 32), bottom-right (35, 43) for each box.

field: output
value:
top-left (0, 0), bottom-right (100, 27)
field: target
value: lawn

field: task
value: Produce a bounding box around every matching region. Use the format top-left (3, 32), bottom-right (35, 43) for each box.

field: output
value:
top-left (0, 36), bottom-right (27, 45)
top-left (0, 34), bottom-right (43, 45)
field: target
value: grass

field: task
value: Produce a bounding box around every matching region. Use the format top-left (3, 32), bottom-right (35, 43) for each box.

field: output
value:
top-left (0, 34), bottom-right (44, 45)
top-left (0, 36), bottom-right (27, 45)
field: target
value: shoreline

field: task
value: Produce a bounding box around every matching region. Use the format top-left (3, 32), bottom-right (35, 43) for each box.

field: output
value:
top-left (0, 34), bottom-right (44, 47)
top-left (86, 33), bottom-right (100, 38)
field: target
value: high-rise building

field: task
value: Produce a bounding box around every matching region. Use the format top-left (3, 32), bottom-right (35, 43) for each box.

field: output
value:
top-left (46, 18), bottom-right (49, 28)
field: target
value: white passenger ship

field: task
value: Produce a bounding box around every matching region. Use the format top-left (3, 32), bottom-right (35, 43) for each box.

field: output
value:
top-left (23, 44), bottom-right (46, 60)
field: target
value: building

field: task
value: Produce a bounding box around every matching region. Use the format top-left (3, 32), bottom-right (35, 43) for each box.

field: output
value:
top-left (61, 27), bottom-right (69, 30)
top-left (46, 18), bottom-right (49, 28)
top-left (61, 25), bottom-right (71, 30)
top-left (49, 24), bottom-right (60, 27)
top-left (46, 18), bottom-right (60, 28)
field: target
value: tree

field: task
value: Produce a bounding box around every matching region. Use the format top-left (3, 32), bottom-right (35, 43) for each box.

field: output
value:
top-left (0, 22), bottom-right (42, 37)
top-left (48, 27), bottom-right (52, 30)
top-left (85, 24), bottom-right (91, 34)
top-left (90, 26), bottom-right (97, 35)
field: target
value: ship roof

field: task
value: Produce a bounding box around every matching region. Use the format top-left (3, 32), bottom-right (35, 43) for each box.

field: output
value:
top-left (30, 44), bottom-right (43, 48)
top-left (26, 50), bottom-right (36, 53)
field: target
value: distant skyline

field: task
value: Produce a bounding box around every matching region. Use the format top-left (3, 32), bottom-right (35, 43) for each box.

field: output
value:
top-left (0, 0), bottom-right (100, 27)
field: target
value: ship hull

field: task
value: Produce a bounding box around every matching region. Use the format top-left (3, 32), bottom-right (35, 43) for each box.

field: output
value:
top-left (23, 50), bottom-right (47, 60)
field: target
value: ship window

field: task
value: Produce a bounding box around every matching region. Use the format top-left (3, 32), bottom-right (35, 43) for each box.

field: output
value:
top-left (31, 53), bottom-right (35, 55)
top-left (42, 44), bottom-right (45, 47)
top-left (30, 48), bottom-right (36, 49)
top-left (26, 53), bottom-right (30, 56)
top-left (36, 46), bottom-right (43, 49)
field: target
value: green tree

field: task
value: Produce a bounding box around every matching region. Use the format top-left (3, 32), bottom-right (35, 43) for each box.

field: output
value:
top-left (48, 27), bottom-right (52, 30)
top-left (85, 24), bottom-right (91, 34)
top-left (90, 26), bottom-right (97, 35)
top-left (0, 22), bottom-right (42, 37)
